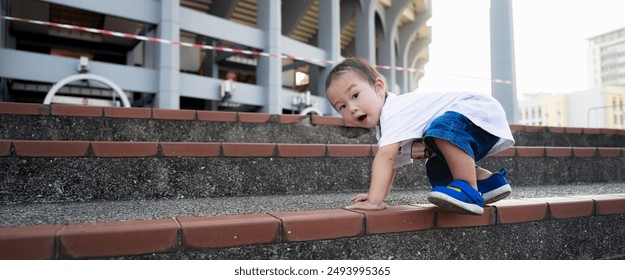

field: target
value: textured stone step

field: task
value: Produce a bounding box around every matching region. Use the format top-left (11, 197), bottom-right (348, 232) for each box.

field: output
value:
top-left (1, 190), bottom-right (624, 260)
top-left (2, 102), bottom-right (625, 261)
top-left (1, 140), bottom-right (624, 204)
top-left (2, 102), bottom-right (625, 146)
top-left (0, 102), bottom-right (374, 144)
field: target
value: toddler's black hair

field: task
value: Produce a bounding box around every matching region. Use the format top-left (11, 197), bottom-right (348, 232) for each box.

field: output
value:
top-left (325, 57), bottom-right (388, 92)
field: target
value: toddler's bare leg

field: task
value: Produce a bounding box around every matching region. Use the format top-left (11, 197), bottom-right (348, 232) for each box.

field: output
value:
top-left (432, 138), bottom-right (477, 189)
top-left (476, 166), bottom-right (493, 180)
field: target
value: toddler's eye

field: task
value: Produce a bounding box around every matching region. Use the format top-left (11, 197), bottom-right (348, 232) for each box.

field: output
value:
top-left (352, 92), bottom-right (359, 99)
top-left (338, 104), bottom-right (346, 111)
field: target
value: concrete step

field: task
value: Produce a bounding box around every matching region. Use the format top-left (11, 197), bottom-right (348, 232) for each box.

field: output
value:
top-left (1, 140), bottom-right (624, 204)
top-left (0, 102), bottom-right (374, 144)
top-left (1, 187), bottom-right (624, 259)
top-left (2, 102), bottom-right (625, 146)
top-left (2, 182), bottom-right (624, 228)
top-left (1, 102), bottom-right (625, 260)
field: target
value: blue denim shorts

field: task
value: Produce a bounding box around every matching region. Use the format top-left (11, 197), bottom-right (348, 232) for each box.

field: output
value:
top-left (423, 111), bottom-right (499, 187)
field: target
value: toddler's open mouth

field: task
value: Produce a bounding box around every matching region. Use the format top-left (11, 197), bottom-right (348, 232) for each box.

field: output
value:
top-left (358, 115), bottom-right (367, 122)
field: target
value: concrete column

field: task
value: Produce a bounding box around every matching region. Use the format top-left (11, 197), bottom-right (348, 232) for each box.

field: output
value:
top-left (378, 0), bottom-right (410, 94)
top-left (398, 1), bottom-right (431, 93)
top-left (490, 0), bottom-right (518, 123)
top-left (155, 0), bottom-right (180, 109)
top-left (315, 0), bottom-right (340, 109)
top-left (0, 0), bottom-right (5, 48)
top-left (355, 0), bottom-right (376, 61)
top-left (201, 37), bottom-right (218, 110)
top-left (377, 38), bottom-right (397, 92)
top-left (0, 0), bottom-right (6, 101)
top-left (257, 0), bottom-right (282, 114)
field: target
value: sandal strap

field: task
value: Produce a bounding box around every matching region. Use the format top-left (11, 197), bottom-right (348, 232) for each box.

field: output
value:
top-left (499, 169), bottom-right (508, 177)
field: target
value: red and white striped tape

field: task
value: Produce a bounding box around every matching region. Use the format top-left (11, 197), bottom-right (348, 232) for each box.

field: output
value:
top-left (0, 15), bottom-right (513, 84)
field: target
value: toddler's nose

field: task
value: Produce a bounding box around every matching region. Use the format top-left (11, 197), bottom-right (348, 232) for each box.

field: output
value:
top-left (349, 105), bottom-right (358, 114)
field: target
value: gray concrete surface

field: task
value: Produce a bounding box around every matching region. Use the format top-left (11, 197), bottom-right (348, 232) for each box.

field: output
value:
top-left (2, 156), bottom-right (624, 204)
top-left (0, 115), bottom-right (375, 144)
top-left (2, 114), bottom-right (624, 146)
top-left (1, 182), bottom-right (623, 228)
top-left (110, 214), bottom-right (625, 260)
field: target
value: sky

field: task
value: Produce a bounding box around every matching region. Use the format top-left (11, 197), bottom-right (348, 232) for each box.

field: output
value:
top-left (416, 0), bottom-right (625, 98)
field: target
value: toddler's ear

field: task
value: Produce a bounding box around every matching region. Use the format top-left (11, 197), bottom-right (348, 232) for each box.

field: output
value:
top-left (374, 77), bottom-right (386, 94)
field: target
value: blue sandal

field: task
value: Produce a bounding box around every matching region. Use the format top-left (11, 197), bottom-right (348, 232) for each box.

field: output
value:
top-left (478, 169), bottom-right (512, 204)
top-left (427, 180), bottom-right (485, 215)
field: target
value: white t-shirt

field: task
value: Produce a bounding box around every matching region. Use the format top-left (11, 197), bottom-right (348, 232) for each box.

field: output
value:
top-left (377, 91), bottom-right (515, 168)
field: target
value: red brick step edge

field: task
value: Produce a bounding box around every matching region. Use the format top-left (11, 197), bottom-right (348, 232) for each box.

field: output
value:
top-left (0, 194), bottom-right (623, 260)
top-left (2, 102), bottom-right (625, 135)
top-left (1, 140), bottom-right (623, 158)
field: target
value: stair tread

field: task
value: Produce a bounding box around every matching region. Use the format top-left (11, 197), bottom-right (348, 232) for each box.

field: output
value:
top-left (2, 182), bottom-right (623, 228)
top-left (2, 102), bottom-right (625, 146)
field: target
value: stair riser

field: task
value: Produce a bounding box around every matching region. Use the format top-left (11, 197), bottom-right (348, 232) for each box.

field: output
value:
top-left (2, 156), bottom-right (624, 203)
top-left (78, 214), bottom-right (625, 260)
top-left (0, 115), bottom-right (374, 144)
top-left (2, 115), bottom-right (625, 146)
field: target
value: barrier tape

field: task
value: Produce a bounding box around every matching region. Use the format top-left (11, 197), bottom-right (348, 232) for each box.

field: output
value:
top-left (0, 15), bottom-right (513, 84)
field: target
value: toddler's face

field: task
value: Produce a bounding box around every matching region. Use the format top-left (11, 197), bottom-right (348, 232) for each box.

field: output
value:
top-left (326, 71), bottom-right (386, 128)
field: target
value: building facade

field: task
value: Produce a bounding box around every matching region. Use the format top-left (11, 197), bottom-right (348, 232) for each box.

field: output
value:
top-left (0, 0), bottom-right (431, 115)
top-left (570, 86), bottom-right (625, 129)
top-left (518, 86), bottom-right (625, 129)
top-left (587, 26), bottom-right (625, 88)
top-left (519, 26), bottom-right (625, 128)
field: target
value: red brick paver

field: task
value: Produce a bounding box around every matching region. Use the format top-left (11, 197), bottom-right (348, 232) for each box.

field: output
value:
top-left (597, 148), bottom-right (622, 157)
top-left (178, 214), bottom-right (280, 249)
top-left (311, 115), bottom-right (344, 126)
top-left (13, 140), bottom-right (90, 157)
top-left (516, 146), bottom-right (545, 157)
top-left (91, 141), bottom-right (159, 157)
top-left (152, 108), bottom-right (196, 120)
top-left (427, 204), bottom-right (496, 228)
top-left (545, 147), bottom-right (572, 157)
top-left (51, 104), bottom-right (103, 117)
top-left (238, 112), bottom-right (272, 123)
top-left (270, 209), bottom-right (364, 242)
top-left (577, 194), bottom-right (625, 215)
top-left (0, 140), bottom-right (11, 156)
top-left (160, 142), bottom-right (221, 157)
top-left (523, 197), bottom-right (594, 219)
top-left (0, 225), bottom-right (64, 260)
top-left (351, 205), bottom-right (435, 234)
top-left (492, 199), bottom-right (548, 224)
top-left (0, 102), bottom-right (49, 115)
top-left (276, 114), bottom-right (307, 124)
top-left (104, 107), bottom-right (151, 119)
top-left (197, 111), bottom-right (237, 122)
top-left (59, 219), bottom-right (179, 259)
top-left (327, 144), bottom-right (372, 157)
top-left (573, 147), bottom-right (597, 157)
top-left (222, 143), bottom-right (276, 157)
top-left (277, 144), bottom-right (326, 157)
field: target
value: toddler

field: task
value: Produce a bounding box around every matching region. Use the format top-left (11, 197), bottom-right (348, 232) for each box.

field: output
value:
top-left (325, 58), bottom-right (515, 215)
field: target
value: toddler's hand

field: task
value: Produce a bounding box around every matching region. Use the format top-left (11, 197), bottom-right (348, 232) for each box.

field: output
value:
top-left (351, 193), bottom-right (369, 202)
top-left (345, 200), bottom-right (388, 210)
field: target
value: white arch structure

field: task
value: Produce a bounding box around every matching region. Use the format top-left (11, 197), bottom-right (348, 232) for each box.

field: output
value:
top-left (299, 106), bottom-right (323, 116)
top-left (43, 74), bottom-right (131, 107)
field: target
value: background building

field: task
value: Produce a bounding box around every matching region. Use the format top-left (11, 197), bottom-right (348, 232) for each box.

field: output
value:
top-left (518, 92), bottom-right (568, 127)
top-left (569, 86), bottom-right (625, 129)
top-left (519, 27), bottom-right (625, 128)
top-left (519, 86), bottom-right (625, 129)
top-left (587, 26), bottom-right (625, 88)
top-left (0, 0), bottom-right (432, 115)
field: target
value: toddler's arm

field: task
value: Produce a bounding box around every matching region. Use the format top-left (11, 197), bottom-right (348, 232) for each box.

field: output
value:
top-left (346, 142), bottom-right (400, 210)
